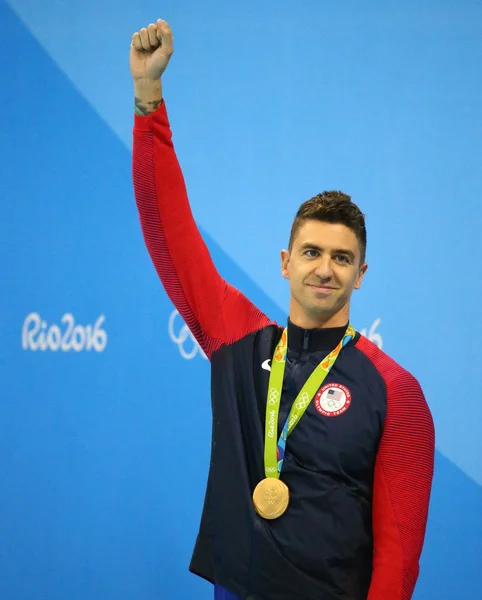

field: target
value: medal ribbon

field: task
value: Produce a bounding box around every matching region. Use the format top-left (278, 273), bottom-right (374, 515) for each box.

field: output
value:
top-left (264, 324), bottom-right (356, 478)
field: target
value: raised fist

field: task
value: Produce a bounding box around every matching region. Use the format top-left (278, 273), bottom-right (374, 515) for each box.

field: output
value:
top-left (130, 19), bottom-right (174, 81)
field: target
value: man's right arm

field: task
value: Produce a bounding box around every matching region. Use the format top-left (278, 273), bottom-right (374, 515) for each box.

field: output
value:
top-left (131, 20), bottom-right (273, 359)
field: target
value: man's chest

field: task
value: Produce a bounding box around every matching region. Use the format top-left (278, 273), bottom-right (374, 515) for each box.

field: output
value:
top-left (213, 328), bottom-right (387, 489)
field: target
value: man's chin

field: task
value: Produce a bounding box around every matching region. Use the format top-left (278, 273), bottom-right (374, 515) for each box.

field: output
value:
top-left (309, 297), bottom-right (339, 311)
top-left (306, 304), bottom-right (337, 320)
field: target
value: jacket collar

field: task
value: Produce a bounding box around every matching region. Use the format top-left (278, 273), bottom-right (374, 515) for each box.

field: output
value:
top-left (287, 319), bottom-right (349, 352)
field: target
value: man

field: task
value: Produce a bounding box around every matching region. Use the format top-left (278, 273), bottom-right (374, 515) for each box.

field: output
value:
top-left (130, 18), bottom-right (435, 600)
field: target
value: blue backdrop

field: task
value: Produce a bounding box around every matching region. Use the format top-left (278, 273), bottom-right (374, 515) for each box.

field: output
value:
top-left (1, 1), bottom-right (481, 598)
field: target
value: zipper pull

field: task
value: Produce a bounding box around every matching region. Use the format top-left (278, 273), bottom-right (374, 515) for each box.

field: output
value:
top-left (303, 330), bottom-right (309, 350)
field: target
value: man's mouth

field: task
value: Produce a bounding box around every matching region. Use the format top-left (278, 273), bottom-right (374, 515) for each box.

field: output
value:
top-left (307, 284), bottom-right (336, 293)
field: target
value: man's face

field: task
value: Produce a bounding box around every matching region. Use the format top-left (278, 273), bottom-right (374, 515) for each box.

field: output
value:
top-left (281, 220), bottom-right (368, 328)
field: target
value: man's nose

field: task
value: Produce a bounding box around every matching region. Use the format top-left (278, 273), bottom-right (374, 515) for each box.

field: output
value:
top-left (314, 256), bottom-right (334, 280)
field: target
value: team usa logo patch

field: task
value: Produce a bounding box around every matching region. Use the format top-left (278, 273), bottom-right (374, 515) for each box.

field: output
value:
top-left (314, 383), bottom-right (352, 418)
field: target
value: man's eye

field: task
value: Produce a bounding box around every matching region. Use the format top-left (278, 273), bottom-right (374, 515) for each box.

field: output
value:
top-left (305, 250), bottom-right (318, 258)
top-left (334, 254), bottom-right (349, 263)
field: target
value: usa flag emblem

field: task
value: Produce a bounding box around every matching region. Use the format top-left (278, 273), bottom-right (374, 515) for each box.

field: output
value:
top-left (314, 383), bottom-right (352, 418)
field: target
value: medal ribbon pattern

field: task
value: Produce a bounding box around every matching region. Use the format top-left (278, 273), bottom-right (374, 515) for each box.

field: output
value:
top-left (264, 324), bottom-right (356, 478)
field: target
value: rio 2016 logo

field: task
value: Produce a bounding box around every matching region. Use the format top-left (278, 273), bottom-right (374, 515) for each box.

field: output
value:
top-left (22, 313), bottom-right (107, 352)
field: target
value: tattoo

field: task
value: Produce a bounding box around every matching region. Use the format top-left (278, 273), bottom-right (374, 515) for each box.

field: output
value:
top-left (134, 96), bottom-right (162, 116)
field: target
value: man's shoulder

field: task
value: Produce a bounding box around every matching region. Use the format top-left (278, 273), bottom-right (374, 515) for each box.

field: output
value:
top-left (354, 335), bottom-right (433, 433)
top-left (354, 334), bottom-right (421, 392)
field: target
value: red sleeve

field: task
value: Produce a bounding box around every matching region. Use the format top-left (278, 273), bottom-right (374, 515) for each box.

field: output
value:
top-left (356, 337), bottom-right (435, 600)
top-left (132, 102), bottom-right (273, 359)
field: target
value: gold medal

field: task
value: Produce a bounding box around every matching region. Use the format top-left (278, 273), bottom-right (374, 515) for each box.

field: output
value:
top-left (252, 478), bottom-right (290, 520)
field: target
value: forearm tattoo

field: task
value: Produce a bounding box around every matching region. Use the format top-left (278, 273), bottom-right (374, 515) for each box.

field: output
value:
top-left (135, 96), bottom-right (162, 116)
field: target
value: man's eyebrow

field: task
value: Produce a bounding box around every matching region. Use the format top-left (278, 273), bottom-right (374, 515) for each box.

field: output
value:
top-left (299, 242), bottom-right (324, 252)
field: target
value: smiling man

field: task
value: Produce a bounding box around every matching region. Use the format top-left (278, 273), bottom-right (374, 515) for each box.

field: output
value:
top-left (282, 198), bottom-right (368, 329)
top-left (130, 18), bottom-right (435, 600)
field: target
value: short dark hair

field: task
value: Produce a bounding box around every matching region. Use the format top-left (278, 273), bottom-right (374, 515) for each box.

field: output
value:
top-left (288, 191), bottom-right (367, 264)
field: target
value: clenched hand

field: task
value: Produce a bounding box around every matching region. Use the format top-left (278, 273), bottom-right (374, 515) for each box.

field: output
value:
top-left (130, 19), bottom-right (174, 81)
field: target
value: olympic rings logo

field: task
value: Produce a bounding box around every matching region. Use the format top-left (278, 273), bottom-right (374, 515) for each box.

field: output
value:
top-left (168, 309), bottom-right (207, 360)
top-left (295, 392), bottom-right (310, 411)
top-left (268, 388), bottom-right (279, 405)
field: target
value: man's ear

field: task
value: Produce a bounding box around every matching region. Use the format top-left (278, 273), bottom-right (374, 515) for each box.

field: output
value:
top-left (354, 262), bottom-right (368, 290)
top-left (281, 249), bottom-right (290, 280)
